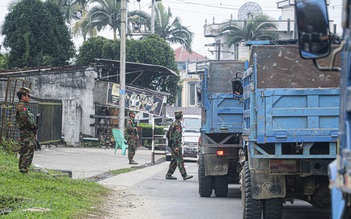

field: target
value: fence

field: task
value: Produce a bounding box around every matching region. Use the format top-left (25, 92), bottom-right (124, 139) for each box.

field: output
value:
top-left (0, 78), bottom-right (62, 145)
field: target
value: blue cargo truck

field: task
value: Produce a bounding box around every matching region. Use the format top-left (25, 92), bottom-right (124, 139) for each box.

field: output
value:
top-left (295, 0), bottom-right (350, 218)
top-left (241, 44), bottom-right (340, 218)
top-left (194, 60), bottom-right (244, 197)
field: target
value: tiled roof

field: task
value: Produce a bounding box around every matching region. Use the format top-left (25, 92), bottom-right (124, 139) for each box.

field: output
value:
top-left (174, 47), bottom-right (207, 62)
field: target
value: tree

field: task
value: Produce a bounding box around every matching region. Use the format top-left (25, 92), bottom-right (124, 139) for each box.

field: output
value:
top-left (76, 36), bottom-right (112, 65)
top-left (0, 54), bottom-right (9, 70)
top-left (76, 35), bottom-right (180, 103)
top-left (220, 15), bottom-right (278, 48)
top-left (49, 0), bottom-right (81, 24)
top-left (154, 2), bottom-right (193, 52)
top-left (71, 0), bottom-right (97, 41)
top-left (1, 0), bottom-right (75, 68)
top-left (87, 0), bottom-right (149, 41)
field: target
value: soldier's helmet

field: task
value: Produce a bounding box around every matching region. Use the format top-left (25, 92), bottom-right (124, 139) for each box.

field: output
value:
top-left (129, 110), bottom-right (136, 115)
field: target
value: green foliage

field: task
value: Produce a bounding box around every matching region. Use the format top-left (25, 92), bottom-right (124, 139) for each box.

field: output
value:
top-left (138, 123), bottom-right (166, 137)
top-left (76, 36), bottom-right (112, 65)
top-left (76, 35), bottom-right (180, 103)
top-left (138, 123), bottom-right (166, 148)
top-left (0, 54), bottom-right (9, 70)
top-left (1, 0), bottom-right (75, 68)
top-left (220, 14), bottom-right (278, 47)
top-left (154, 2), bottom-right (193, 52)
top-left (0, 139), bottom-right (19, 156)
top-left (109, 168), bottom-right (135, 176)
top-left (0, 150), bottom-right (109, 218)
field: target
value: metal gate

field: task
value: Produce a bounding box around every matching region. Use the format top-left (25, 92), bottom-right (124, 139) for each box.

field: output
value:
top-left (0, 78), bottom-right (62, 145)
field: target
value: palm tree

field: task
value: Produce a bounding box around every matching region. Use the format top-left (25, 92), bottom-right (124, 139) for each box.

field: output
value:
top-left (72, 12), bottom-right (97, 41)
top-left (49, 0), bottom-right (81, 24)
top-left (87, 0), bottom-right (149, 41)
top-left (154, 2), bottom-right (193, 52)
top-left (220, 14), bottom-right (278, 48)
top-left (71, 0), bottom-right (97, 41)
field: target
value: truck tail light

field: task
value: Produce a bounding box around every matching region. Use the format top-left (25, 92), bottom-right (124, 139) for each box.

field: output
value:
top-left (217, 150), bottom-right (224, 156)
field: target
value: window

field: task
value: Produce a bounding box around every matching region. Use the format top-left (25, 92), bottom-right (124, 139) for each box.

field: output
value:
top-left (189, 83), bottom-right (196, 106)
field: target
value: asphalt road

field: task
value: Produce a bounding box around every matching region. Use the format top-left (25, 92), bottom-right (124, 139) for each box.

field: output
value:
top-left (32, 147), bottom-right (331, 219)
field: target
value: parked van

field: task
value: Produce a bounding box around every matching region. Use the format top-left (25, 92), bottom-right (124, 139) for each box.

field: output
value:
top-left (165, 114), bottom-right (201, 160)
top-left (182, 115), bottom-right (201, 158)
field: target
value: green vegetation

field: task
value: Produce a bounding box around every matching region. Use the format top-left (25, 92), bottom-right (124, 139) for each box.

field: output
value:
top-left (1, 0), bottom-right (75, 68)
top-left (109, 168), bottom-right (135, 176)
top-left (76, 34), bottom-right (180, 104)
top-left (220, 14), bottom-right (278, 48)
top-left (138, 123), bottom-right (166, 148)
top-left (0, 150), bottom-right (109, 219)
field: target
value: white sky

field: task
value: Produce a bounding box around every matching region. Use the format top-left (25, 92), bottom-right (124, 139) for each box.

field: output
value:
top-left (0, 0), bottom-right (343, 59)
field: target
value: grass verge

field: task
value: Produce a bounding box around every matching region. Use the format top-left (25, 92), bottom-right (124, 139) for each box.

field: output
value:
top-left (0, 150), bottom-right (110, 219)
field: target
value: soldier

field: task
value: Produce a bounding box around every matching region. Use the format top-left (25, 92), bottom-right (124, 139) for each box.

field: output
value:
top-left (166, 111), bottom-right (193, 180)
top-left (15, 87), bottom-right (38, 174)
top-left (125, 110), bottom-right (138, 165)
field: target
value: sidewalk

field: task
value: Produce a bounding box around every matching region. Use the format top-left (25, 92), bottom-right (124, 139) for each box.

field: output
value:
top-left (32, 146), bottom-right (164, 179)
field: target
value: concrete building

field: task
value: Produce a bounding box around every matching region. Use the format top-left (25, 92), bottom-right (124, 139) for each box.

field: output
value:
top-left (203, 0), bottom-right (335, 61)
top-left (173, 47), bottom-right (207, 108)
top-left (0, 61), bottom-right (175, 146)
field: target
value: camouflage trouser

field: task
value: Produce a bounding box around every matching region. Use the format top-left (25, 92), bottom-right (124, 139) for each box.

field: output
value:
top-left (19, 137), bottom-right (35, 173)
top-left (166, 146), bottom-right (187, 177)
top-left (127, 135), bottom-right (137, 160)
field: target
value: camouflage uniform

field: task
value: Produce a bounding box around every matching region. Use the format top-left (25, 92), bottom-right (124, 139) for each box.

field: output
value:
top-left (166, 111), bottom-right (192, 180)
top-left (15, 88), bottom-right (38, 173)
top-left (125, 111), bottom-right (138, 164)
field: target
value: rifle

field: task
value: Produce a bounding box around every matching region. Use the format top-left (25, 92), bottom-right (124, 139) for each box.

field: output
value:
top-left (35, 113), bottom-right (41, 151)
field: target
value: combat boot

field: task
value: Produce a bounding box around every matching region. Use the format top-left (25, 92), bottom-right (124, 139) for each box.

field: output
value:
top-left (129, 159), bottom-right (138, 165)
top-left (183, 175), bottom-right (193, 180)
top-left (166, 175), bottom-right (177, 180)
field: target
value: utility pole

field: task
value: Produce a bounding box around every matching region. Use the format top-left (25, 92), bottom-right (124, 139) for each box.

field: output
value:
top-left (151, 0), bottom-right (155, 34)
top-left (119, 0), bottom-right (127, 134)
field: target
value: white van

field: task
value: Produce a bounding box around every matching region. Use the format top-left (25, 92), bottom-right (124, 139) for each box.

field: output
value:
top-left (165, 114), bottom-right (201, 160)
top-left (182, 115), bottom-right (201, 158)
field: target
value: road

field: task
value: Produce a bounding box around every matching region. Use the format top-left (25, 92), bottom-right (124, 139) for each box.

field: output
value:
top-left (32, 147), bottom-right (331, 219)
top-left (98, 159), bottom-right (331, 219)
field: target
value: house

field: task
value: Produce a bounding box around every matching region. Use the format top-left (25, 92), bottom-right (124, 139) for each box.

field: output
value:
top-left (203, 0), bottom-right (336, 61)
top-left (173, 47), bottom-right (207, 108)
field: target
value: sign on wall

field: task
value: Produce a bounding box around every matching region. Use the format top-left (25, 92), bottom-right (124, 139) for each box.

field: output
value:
top-left (107, 82), bottom-right (168, 116)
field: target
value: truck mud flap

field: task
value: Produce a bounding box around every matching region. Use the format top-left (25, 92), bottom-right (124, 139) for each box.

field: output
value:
top-left (204, 154), bottom-right (228, 176)
top-left (251, 171), bottom-right (286, 199)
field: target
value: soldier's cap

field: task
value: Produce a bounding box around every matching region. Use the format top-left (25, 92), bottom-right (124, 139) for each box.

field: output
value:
top-left (174, 111), bottom-right (183, 117)
top-left (129, 110), bottom-right (136, 115)
top-left (19, 86), bottom-right (31, 94)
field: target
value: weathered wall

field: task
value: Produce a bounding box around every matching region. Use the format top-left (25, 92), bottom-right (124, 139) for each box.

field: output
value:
top-left (0, 66), bottom-right (98, 146)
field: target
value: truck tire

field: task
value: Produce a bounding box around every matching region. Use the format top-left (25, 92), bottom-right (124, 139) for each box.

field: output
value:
top-left (262, 198), bottom-right (283, 219)
top-left (214, 175), bottom-right (228, 197)
top-left (198, 154), bottom-right (213, 197)
top-left (242, 161), bottom-right (262, 219)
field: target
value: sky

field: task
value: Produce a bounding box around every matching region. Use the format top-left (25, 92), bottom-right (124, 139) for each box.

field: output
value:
top-left (0, 0), bottom-right (344, 59)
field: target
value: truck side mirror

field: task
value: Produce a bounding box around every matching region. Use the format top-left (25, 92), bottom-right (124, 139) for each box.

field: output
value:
top-left (295, 0), bottom-right (331, 59)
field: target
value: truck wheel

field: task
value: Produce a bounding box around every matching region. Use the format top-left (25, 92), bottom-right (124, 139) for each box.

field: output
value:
top-left (198, 154), bottom-right (213, 197)
top-left (214, 175), bottom-right (228, 197)
top-left (262, 198), bottom-right (283, 219)
top-left (242, 161), bottom-right (262, 218)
